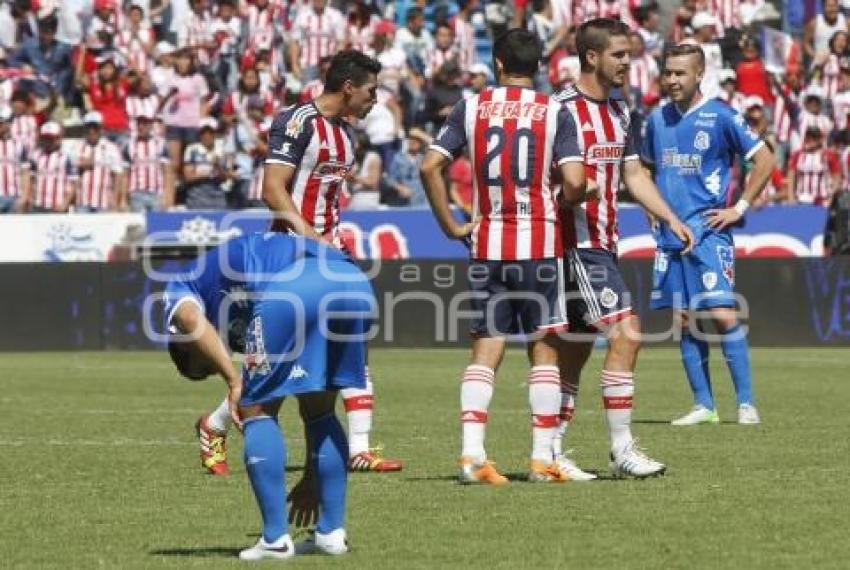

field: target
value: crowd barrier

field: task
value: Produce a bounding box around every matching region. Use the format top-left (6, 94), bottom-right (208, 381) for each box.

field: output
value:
top-left (0, 205), bottom-right (829, 263)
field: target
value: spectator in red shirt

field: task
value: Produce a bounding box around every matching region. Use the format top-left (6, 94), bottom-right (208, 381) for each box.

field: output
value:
top-left (735, 37), bottom-right (774, 105)
top-left (83, 53), bottom-right (130, 146)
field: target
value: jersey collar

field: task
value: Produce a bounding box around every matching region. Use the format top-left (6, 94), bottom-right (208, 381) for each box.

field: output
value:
top-left (672, 93), bottom-right (710, 117)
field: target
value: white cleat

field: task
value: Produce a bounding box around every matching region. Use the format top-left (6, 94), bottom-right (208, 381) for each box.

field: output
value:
top-left (737, 404), bottom-right (761, 425)
top-left (295, 529), bottom-right (349, 556)
top-left (554, 453), bottom-right (597, 481)
top-left (671, 405), bottom-right (720, 426)
top-left (239, 534), bottom-right (295, 561)
top-left (610, 440), bottom-right (666, 479)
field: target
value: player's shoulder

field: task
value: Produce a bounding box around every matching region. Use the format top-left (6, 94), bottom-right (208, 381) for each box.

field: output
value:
top-left (552, 85), bottom-right (580, 105)
top-left (271, 102), bottom-right (318, 138)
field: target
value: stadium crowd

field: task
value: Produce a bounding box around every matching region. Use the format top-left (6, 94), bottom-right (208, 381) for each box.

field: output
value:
top-left (0, 0), bottom-right (848, 214)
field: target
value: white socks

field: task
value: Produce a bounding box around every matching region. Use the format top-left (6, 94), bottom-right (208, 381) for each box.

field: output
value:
top-left (207, 396), bottom-right (232, 433)
top-left (552, 383), bottom-right (577, 458)
top-left (460, 365), bottom-right (495, 463)
top-left (529, 366), bottom-right (560, 464)
top-left (341, 367), bottom-right (374, 457)
top-left (601, 369), bottom-right (635, 454)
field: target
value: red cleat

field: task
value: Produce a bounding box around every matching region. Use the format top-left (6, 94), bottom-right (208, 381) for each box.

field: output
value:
top-left (348, 450), bottom-right (403, 472)
top-left (195, 414), bottom-right (229, 475)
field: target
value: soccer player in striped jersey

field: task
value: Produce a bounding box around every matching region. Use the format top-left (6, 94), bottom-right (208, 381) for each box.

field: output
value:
top-left (554, 19), bottom-right (693, 478)
top-left (0, 106), bottom-right (29, 213)
top-left (422, 28), bottom-right (577, 484)
top-left (642, 43), bottom-right (775, 427)
top-left (72, 112), bottom-right (124, 212)
top-left (195, 50), bottom-right (403, 475)
top-left (122, 109), bottom-right (173, 211)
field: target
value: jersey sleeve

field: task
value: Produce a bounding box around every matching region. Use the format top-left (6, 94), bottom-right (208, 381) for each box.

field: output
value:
top-left (640, 112), bottom-right (656, 165)
top-left (430, 99), bottom-right (467, 159)
top-left (623, 112), bottom-right (641, 161)
top-left (266, 107), bottom-right (314, 167)
top-left (722, 108), bottom-right (764, 161)
top-left (553, 106), bottom-right (582, 164)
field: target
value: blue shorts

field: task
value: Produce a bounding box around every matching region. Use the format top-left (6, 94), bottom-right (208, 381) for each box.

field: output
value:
top-left (651, 232), bottom-right (736, 311)
top-left (468, 258), bottom-right (568, 337)
top-left (564, 248), bottom-right (634, 331)
top-left (240, 259), bottom-right (374, 406)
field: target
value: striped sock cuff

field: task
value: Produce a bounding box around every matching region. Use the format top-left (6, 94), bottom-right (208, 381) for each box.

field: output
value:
top-left (461, 410), bottom-right (488, 423)
top-left (343, 395), bottom-right (374, 412)
top-left (562, 383), bottom-right (578, 396)
top-left (529, 365), bottom-right (560, 385)
top-left (532, 414), bottom-right (560, 428)
top-left (463, 365), bottom-right (495, 385)
top-left (601, 369), bottom-right (635, 387)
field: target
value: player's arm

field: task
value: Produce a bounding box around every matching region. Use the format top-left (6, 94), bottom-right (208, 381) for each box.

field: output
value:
top-left (262, 163), bottom-right (326, 242)
top-left (170, 300), bottom-right (243, 429)
top-left (554, 106), bottom-right (595, 204)
top-left (706, 113), bottom-right (777, 230)
top-left (420, 100), bottom-right (474, 240)
top-left (623, 159), bottom-right (694, 253)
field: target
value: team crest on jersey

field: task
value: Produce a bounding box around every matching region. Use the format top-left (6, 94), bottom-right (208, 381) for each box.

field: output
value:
top-left (599, 287), bottom-right (619, 309)
top-left (244, 316), bottom-right (271, 378)
top-left (702, 271), bottom-right (718, 290)
top-left (694, 130), bottom-right (711, 151)
top-left (716, 246), bottom-right (735, 283)
top-left (285, 117), bottom-right (304, 138)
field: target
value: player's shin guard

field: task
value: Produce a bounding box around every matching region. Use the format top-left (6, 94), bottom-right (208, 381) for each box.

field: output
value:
top-left (307, 413), bottom-right (348, 534)
top-left (552, 383), bottom-right (577, 458)
top-left (206, 396), bottom-right (232, 433)
top-left (721, 324), bottom-right (754, 405)
top-left (341, 368), bottom-right (373, 457)
top-left (243, 416), bottom-right (287, 543)
top-left (601, 370), bottom-right (634, 454)
top-left (460, 365), bottom-right (495, 463)
top-left (680, 333), bottom-right (714, 410)
top-left (529, 366), bottom-right (560, 464)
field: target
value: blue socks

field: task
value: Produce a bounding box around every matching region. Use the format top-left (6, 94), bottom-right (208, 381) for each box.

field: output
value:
top-left (721, 324), bottom-right (754, 406)
top-left (307, 413), bottom-right (349, 535)
top-left (243, 416), bottom-right (288, 543)
top-left (680, 332), bottom-right (714, 410)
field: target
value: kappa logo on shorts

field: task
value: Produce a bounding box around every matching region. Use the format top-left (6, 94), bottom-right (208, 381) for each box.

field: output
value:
top-left (599, 287), bottom-right (619, 309)
top-left (702, 271), bottom-right (718, 290)
top-left (287, 365), bottom-right (308, 380)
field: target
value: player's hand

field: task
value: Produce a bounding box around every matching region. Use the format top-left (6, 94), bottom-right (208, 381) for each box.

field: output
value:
top-left (448, 220), bottom-right (475, 241)
top-left (669, 218), bottom-right (695, 254)
top-left (704, 207), bottom-right (742, 232)
top-left (227, 378), bottom-right (243, 432)
top-left (287, 473), bottom-right (319, 529)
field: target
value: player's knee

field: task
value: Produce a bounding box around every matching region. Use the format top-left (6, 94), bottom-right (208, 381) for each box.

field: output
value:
top-left (609, 317), bottom-right (642, 356)
top-left (298, 391), bottom-right (338, 422)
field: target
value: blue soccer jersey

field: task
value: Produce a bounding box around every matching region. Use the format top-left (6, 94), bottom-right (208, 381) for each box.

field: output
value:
top-left (640, 97), bottom-right (764, 249)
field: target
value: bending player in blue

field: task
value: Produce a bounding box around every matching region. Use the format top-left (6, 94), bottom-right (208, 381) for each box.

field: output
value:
top-left (641, 43), bottom-right (775, 425)
top-left (164, 232), bottom-right (375, 559)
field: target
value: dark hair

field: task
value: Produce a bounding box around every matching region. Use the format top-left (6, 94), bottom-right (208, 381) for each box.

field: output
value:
top-left (576, 18), bottom-right (631, 71)
top-left (128, 4), bottom-right (144, 15)
top-left (492, 28), bottom-right (542, 78)
top-left (167, 340), bottom-right (208, 381)
top-left (324, 50), bottom-right (382, 92)
top-left (11, 90), bottom-right (29, 104)
top-left (664, 43), bottom-right (706, 71)
top-left (636, 3), bottom-right (659, 25)
top-left (406, 7), bottom-right (423, 22)
top-left (829, 30), bottom-right (849, 54)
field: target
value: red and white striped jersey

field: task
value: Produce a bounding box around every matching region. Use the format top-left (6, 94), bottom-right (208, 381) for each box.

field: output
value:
top-left (11, 113), bottom-right (37, 153)
top-left (222, 90), bottom-right (275, 120)
top-left (628, 53), bottom-right (659, 96)
top-left (293, 6), bottom-right (346, 69)
top-left (818, 54), bottom-right (843, 99)
top-left (773, 85), bottom-right (799, 143)
top-left (709, 0), bottom-right (740, 35)
top-left (0, 137), bottom-right (28, 198)
top-left (794, 111), bottom-right (834, 151)
top-left (123, 135), bottom-right (169, 195)
top-left (555, 85), bottom-right (639, 252)
top-left (347, 18), bottom-right (377, 53)
top-left (77, 137), bottom-right (123, 210)
top-left (450, 15), bottom-right (477, 69)
top-left (116, 26), bottom-right (156, 73)
top-left (833, 91), bottom-right (850, 130)
top-left (126, 94), bottom-right (162, 136)
top-left (551, 0), bottom-right (579, 28)
top-left (244, 3), bottom-right (278, 48)
top-left (266, 102), bottom-right (356, 240)
top-left (431, 87), bottom-right (567, 261)
top-left (426, 46), bottom-right (460, 79)
top-left (180, 11), bottom-right (213, 65)
top-left (790, 148), bottom-right (839, 206)
top-left (597, 0), bottom-right (638, 29)
top-left (28, 147), bottom-right (77, 210)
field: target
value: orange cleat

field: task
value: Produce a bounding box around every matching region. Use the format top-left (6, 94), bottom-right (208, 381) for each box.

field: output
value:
top-left (528, 459), bottom-right (570, 483)
top-left (348, 449), bottom-right (403, 472)
top-left (458, 458), bottom-right (509, 486)
top-left (195, 414), bottom-right (229, 476)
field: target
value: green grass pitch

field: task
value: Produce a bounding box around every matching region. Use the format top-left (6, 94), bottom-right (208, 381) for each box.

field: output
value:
top-left (1, 348), bottom-right (848, 569)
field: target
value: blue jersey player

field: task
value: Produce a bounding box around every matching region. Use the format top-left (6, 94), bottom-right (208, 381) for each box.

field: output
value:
top-left (164, 233), bottom-right (375, 559)
top-left (640, 44), bottom-right (775, 426)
